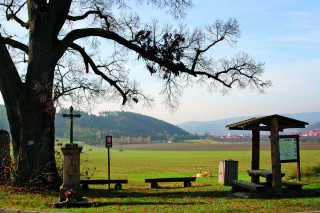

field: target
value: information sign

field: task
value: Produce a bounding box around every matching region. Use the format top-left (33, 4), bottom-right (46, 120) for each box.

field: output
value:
top-left (106, 136), bottom-right (112, 148)
top-left (279, 135), bottom-right (299, 162)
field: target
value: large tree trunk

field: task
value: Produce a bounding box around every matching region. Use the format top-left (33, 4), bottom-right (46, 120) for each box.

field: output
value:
top-left (0, 4), bottom-right (62, 187)
top-left (7, 98), bottom-right (60, 188)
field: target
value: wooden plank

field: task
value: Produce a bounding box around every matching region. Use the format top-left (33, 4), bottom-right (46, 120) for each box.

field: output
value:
top-left (282, 181), bottom-right (303, 189)
top-left (145, 177), bottom-right (196, 183)
top-left (247, 169), bottom-right (285, 179)
top-left (233, 180), bottom-right (265, 192)
top-left (80, 179), bottom-right (128, 184)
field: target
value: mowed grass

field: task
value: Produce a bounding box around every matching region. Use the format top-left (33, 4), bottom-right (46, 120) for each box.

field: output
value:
top-left (0, 142), bottom-right (320, 212)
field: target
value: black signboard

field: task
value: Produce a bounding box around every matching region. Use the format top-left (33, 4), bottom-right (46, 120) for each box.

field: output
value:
top-left (106, 136), bottom-right (112, 148)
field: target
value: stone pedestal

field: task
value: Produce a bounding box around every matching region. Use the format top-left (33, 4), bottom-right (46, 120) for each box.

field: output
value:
top-left (59, 143), bottom-right (84, 202)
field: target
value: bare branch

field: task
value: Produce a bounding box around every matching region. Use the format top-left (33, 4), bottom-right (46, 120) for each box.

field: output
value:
top-left (67, 10), bottom-right (102, 21)
top-left (57, 19), bottom-right (269, 100)
top-left (0, 33), bottom-right (23, 104)
top-left (0, 36), bottom-right (28, 54)
top-left (68, 42), bottom-right (153, 106)
top-left (69, 42), bottom-right (128, 103)
top-left (137, 0), bottom-right (193, 18)
top-left (1, 0), bottom-right (29, 29)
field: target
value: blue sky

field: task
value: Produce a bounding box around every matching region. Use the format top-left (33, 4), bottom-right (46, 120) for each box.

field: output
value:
top-left (1, 0), bottom-right (319, 124)
top-left (102, 0), bottom-right (320, 124)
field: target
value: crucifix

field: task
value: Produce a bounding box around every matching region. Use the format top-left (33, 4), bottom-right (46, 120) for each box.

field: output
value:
top-left (62, 106), bottom-right (81, 144)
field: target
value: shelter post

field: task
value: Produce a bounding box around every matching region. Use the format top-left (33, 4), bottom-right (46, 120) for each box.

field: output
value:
top-left (251, 130), bottom-right (260, 183)
top-left (270, 117), bottom-right (282, 198)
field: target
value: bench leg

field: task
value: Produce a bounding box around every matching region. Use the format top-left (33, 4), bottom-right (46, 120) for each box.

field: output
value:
top-left (184, 181), bottom-right (191, 187)
top-left (231, 184), bottom-right (242, 193)
top-left (150, 182), bottom-right (158, 189)
top-left (115, 183), bottom-right (122, 190)
top-left (82, 184), bottom-right (89, 190)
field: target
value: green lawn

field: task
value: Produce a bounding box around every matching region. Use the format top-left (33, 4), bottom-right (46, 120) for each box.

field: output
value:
top-left (0, 142), bottom-right (319, 212)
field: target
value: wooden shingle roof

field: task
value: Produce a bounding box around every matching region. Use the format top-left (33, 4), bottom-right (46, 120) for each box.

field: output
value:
top-left (226, 114), bottom-right (309, 131)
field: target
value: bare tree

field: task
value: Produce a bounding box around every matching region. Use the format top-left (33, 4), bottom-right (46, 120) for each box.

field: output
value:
top-left (0, 0), bottom-right (271, 188)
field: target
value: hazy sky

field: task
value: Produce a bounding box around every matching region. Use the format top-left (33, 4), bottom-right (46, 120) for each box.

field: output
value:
top-left (1, 0), bottom-right (319, 124)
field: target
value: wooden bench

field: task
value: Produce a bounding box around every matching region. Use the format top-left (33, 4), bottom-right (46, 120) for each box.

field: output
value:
top-left (80, 179), bottom-right (128, 190)
top-left (145, 177), bottom-right (196, 189)
top-left (232, 180), bottom-right (266, 193)
top-left (282, 181), bottom-right (303, 189)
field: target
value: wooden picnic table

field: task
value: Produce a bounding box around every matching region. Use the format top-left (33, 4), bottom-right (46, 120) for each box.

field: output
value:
top-left (247, 169), bottom-right (285, 179)
top-left (233, 169), bottom-right (302, 195)
top-left (247, 170), bottom-right (303, 189)
top-left (247, 169), bottom-right (285, 185)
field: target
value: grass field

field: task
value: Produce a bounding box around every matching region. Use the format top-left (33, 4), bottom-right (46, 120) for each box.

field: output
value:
top-left (0, 141), bottom-right (320, 212)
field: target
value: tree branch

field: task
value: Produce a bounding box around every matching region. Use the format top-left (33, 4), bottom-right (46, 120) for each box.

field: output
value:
top-left (58, 26), bottom-right (269, 93)
top-left (0, 37), bottom-right (29, 54)
top-left (47, 0), bottom-right (72, 38)
top-left (2, 1), bottom-right (29, 29)
top-left (57, 28), bottom-right (197, 77)
top-left (69, 43), bottom-right (128, 105)
top-left (0, 34), bottom-right (23, 105)
top-left (66, 10), bottom-right (102, 21)
top-left (66, 9), bottom-right (114, 30)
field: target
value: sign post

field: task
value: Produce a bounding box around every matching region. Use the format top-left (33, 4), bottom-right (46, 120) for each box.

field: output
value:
top-left (106, 136), bottom-right (112, 192)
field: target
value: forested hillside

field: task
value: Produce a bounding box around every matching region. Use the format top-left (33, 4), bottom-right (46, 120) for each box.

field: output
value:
top-left (0, 105), bottom-right (194, 144)
top-left (56, 109), bottom-right (194, 144)
top-left (0, 105), bottom-right (197, 144)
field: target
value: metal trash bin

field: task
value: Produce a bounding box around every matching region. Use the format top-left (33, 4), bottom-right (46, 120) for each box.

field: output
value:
top-left (219, 160), bottom-right (238, 186)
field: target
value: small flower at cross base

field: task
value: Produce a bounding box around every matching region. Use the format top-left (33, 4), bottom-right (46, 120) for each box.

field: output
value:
top-left (64, 189), bottom-right (76, 202)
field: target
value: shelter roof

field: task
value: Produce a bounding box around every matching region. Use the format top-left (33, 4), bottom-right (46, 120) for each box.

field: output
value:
top-left (226, 114), bottom-right (309, 131)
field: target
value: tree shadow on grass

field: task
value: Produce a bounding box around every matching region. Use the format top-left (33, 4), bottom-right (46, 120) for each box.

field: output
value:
top-left (90, 201), bottom-right (203, 208)
top-left (292, 188), bottom-right (320, 198)
top-left (83, 187), bottom-right (320, 200)
top-left (84, 188), bottom-right (230, 199)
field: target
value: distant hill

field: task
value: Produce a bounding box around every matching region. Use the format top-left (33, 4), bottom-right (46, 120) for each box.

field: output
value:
top-left (56, 110), bottom-right (193, 144)
top-left (307, 121), bottom-right (320, 130)
top-left (0, 105), bottom-right (193, 144)
top-left (178, 112), bottom-right (320, 136)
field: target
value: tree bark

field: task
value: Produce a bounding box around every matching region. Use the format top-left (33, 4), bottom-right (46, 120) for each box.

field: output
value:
top-left (0, 5), bottom-right (61, 187)
top-left (9, 100), bottom-right (60, 187)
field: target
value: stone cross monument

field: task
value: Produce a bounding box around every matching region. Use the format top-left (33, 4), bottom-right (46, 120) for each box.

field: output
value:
top-left (59, 106), bottom-right (84, 202)
top-left (62, 106), bottom-right (81, 144)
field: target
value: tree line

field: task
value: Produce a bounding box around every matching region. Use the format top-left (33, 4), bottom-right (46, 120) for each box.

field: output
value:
top-left (56, 109), bottom-right (196, 144)
top-left (0, 105), bottom-right (199, 144)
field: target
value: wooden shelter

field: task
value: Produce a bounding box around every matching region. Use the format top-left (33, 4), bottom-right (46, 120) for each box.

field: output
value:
top-left (226, 114), bottom-right (308, 197)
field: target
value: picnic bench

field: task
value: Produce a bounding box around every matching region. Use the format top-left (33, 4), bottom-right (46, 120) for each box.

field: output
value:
top-left (282, 181), bottom-right (303, 189)
top-left (232, 180), bottom-right (266, 193)
top-left (80, 179), bottom-right (128, 190)
top-left (145, 177), bottom-right (196, 189)
top-left (232, 169), bottom-right (302, 193)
